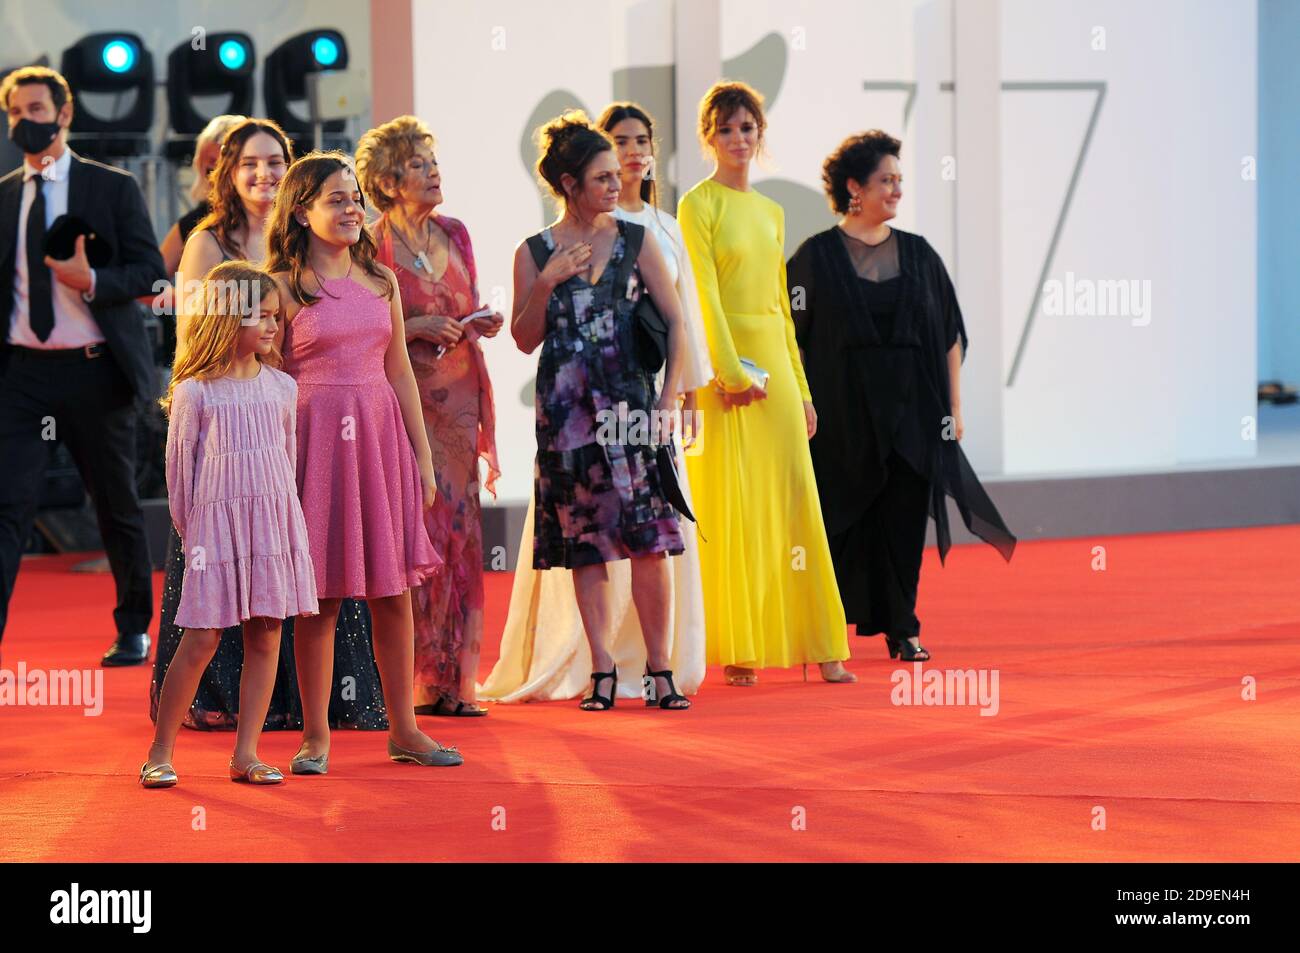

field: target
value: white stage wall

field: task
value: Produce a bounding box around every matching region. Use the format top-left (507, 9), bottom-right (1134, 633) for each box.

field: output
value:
top-left (411, 0), bottom-right (1256, 502)
top-left (998, 0), bottom-right (1257, 474)
top-left (4, 1), bottom-right (1254, 503)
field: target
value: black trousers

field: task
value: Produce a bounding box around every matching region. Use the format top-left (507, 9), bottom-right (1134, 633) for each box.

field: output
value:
top-left (828, 451), bottom-right (929, 641)
top-left (0, 346), bottom-right (153, 643)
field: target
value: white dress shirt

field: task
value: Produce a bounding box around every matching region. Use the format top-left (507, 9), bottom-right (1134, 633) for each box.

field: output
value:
top-left (7, 148), bottom-right (103, 349)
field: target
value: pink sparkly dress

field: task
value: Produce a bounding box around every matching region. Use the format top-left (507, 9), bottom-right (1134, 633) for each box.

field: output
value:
top-left (282, 271), bottom-right (441, 599)
top-left (165, 365), bottom-right (319, 629)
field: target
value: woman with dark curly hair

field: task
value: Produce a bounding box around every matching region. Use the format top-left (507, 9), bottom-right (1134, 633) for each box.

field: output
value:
top-left (787, 130), bottom-right (1016, 661)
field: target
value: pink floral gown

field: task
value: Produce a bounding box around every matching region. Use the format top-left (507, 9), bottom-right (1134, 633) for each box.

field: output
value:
top-left (374, 214), bottom-right (499, 711)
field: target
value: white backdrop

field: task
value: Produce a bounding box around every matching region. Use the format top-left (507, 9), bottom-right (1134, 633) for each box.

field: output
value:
top-left (408, 0), bottom-right (1258, 503)
top-left (999, 0), bottom-right (1256, 473)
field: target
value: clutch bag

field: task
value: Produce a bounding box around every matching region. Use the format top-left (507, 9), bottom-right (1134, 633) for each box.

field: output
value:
top-left (739, 357), bottom-right (769, 392)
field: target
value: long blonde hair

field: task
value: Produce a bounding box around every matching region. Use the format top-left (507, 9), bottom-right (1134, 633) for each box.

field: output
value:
top-left (162, 260), bottom-right (279, 416)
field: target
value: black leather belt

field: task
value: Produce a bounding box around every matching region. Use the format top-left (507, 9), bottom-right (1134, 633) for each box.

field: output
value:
top-left (11, 343), bottom-right (106, 360)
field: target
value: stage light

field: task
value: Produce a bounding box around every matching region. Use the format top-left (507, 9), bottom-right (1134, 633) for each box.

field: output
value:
top-left (102, 39), bottom-right (135, 74)
top-left (264, 29), bottom-right (350, 149)
top-left (312, 36), bottom-right (339, 67)
top-left (60, 32), bottom-right (154, 158)
top-left (164, 32), bottom-right (255, 161)
top-left (218, 39), bottom-right (248, 71)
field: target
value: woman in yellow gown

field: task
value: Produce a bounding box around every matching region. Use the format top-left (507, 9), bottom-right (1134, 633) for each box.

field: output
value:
top-left (677, 81), bottom-right (854, 686)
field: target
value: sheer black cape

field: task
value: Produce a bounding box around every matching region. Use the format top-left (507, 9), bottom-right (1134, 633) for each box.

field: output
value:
top-left (788, 227), bottom-right (1015, 565)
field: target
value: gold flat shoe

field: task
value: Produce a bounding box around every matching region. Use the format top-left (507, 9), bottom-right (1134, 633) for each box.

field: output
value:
top-left (290, 748), bottom-right (329, 775)
top-left (229, 758), bottom-right (284, 784)
top-left (387, 737), bottom-right (463, 767)
top-left (139, 761), bottom-right (178, 788)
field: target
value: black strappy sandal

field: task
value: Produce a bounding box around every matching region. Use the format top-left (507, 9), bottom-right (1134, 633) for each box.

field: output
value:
top-left (643, 667), bottom-right (691, 710)
top-left (885, 634), bottom-right (931, 662)
top-left (580, 670), bottom-right (618, 711)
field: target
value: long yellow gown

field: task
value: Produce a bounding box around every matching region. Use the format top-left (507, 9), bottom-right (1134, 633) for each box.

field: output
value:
top-left (677, 178), bottom-right (849, 668)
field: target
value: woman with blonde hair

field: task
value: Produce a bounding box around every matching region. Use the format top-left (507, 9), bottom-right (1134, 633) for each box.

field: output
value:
top-left (677, 81), bottom-right (853, 686)
top-left (159, 114), bottom-right (247, 277)
top-left (355, 116), bottom-right (501, 717)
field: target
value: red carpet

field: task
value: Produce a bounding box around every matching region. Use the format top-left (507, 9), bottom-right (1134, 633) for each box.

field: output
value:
top-left (1, 526), bottom-right (1298, 862)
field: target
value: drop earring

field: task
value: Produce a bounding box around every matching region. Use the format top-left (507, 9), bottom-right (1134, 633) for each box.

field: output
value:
top-left (643, 156), bottom-right (655, 181)
top-left (848, 191), bottom-right (862, 215)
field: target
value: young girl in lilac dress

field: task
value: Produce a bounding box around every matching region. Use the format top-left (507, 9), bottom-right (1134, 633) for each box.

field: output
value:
top-left (265, 152), bottom-right (462, 770)
top-left (142, 262), bottom-right (318, 788)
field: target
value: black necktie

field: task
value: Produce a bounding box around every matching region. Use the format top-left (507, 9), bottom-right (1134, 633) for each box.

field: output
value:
top-left (26, 174), bottom-right (55, 342)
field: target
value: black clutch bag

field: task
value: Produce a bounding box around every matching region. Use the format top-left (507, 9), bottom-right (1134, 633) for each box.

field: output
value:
top-left (44, 215), bottom-right (113, 267)
top-left (655, 443), bottom-right (697, 525)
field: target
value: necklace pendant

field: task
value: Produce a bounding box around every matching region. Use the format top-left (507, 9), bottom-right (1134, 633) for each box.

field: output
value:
top-left (416, 251), bottom-right (432, 273)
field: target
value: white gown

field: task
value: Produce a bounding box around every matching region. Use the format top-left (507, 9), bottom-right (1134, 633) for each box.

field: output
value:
top-left (479, 204), bottom-right (714, 701)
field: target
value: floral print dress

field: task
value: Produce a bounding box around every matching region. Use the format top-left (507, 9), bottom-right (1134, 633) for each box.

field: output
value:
top-left (531, 219), bottom-right (683, 570)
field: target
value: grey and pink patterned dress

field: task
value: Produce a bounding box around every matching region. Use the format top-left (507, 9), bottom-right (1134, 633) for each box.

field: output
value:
top-left (531, 219), bottom-right (683, 570)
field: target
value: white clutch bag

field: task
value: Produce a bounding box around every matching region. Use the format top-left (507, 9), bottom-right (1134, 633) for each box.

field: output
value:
top-left (739, 357), bottom-right (769, 392)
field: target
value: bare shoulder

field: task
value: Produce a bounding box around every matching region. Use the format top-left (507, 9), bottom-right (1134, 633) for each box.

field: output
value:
top-left (181, 228), bottom-right (224, 267)
top-left (513, 237), bottom-right (540, 275)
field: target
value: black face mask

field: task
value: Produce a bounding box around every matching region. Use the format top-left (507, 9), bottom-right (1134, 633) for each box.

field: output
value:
top-left (9, 117), bottom-right (62, 156)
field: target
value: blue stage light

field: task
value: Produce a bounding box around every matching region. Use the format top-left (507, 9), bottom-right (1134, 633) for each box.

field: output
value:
top-left (102, 39), bottom-right (136, 74)
top-left (312, 36), bottom-right (339, 67)
top-left (218, 39), bottom-right (247, 70)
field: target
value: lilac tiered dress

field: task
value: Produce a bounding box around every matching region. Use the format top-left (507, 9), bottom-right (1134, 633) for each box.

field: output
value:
top-left (283, 273), bottom-right (440, 598)
top-left (165, 366), bottom-right (319, 629)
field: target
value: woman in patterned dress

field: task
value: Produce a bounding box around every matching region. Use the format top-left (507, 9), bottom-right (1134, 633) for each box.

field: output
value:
top-left (356, 116), bottom-right (502, 717)
top-left (510, 111), bottom-right (692, 711)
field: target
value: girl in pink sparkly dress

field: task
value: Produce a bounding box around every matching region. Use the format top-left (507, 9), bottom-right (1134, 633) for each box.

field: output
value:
top-left (142, 262), bottom-right (317, 789)
top-left (266, 152), bottom-right (462, 770)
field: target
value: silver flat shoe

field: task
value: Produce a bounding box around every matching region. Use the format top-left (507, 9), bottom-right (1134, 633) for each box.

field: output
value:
top-left (139, 761), bottom-right (178, 788)
top-left (387, 737), bottom-right (463, 767)
top-left (230, 759), bottom-right (284, 784)
top-left (290, 748), bottom-right (329, 775)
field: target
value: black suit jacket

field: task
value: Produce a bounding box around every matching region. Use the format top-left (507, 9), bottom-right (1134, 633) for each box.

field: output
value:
top-left (0, 150), bottom-right (165, 400)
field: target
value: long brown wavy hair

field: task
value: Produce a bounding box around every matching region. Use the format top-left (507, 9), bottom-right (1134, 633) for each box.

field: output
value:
top-left (264, 151), bottom-right (392, 307)
top-left (194, 118), bottom-right (294, 259)
top-left (162, 260), bottom-right (279, 415)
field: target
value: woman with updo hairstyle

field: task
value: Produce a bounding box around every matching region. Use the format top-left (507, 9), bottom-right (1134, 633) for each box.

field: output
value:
top-left (506, 110), bottom-right (693, 712)
top-left (787, 130), bottom-right (1016, 662)
top-left (676, 80), bottom-right (853, 688)
top-left (355, 115), bottom-right (502, 717)
top-left (481, 102), bottom-right (711, 706)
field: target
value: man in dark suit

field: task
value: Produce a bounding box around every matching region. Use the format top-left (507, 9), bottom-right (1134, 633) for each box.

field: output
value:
top-left (0, 66), bottom-right (165, 665)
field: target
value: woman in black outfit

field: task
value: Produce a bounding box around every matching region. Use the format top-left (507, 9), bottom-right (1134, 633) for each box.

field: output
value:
top-left (787, 130), bottom-right (1015, 661)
